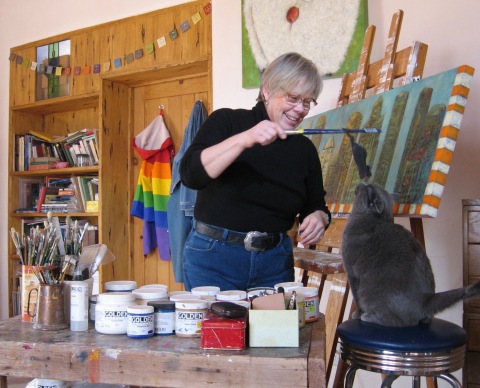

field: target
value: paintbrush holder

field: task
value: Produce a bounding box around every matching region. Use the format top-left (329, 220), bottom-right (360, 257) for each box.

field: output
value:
top-left (29, 283), bottom-right (68, 330)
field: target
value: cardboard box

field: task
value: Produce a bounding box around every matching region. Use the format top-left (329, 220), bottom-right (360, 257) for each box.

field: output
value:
top-left (248, 310), bottom-right (299, 347)
top-left (201, 310), bottom-right (247, 350)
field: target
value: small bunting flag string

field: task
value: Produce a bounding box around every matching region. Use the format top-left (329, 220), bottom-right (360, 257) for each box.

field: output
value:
top-left (8, 2), bottom-right (211, 78)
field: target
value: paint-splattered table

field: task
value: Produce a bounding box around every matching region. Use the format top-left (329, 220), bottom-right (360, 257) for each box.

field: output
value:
top-left (0, 315), bottom-right (326, 387)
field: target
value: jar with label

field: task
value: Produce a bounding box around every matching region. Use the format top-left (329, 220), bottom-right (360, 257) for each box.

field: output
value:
top-left (175, 300), bottom-right (208, 337)
top-left (216, 290), bottom-right (247, 301)
top-left (140, 283), bottom-right (169, 291)
top-left (274, 281), bottom-right (304, 293)
top-left (89, 295), bottom-right (97, 323)
top-left (127, 305), bottom-right (154, 338)
top-left (132, 287), bottom-right (168, 305)
top-left (296, 286), bottom-right (320, 322)
top-left (70, 280), bottom-right (89, 331)
top-left (148, 300), bottom-right (176, 335)
top-left (95, 292), bottom-right (135, 334)
top-left (169, 293), bottom-right (201, 302)
top-left (105, 280), bottom-right (137, 293)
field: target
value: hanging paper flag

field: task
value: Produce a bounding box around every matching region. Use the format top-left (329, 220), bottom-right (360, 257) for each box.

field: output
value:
top-left (103, 61), bottom-right (111, 71)
top-left (169, 26), bottom-right (179, 41)
top-left (192, 12), bottom-right (202, 24)
top-left (135, 49), bottom-right (143, 59)
top-left (146, 43), bottom-right (155, 54)
top-left (55, 67), bottom-right (62, 76)
top-left (74, 66), bottom-right (82, 75)
top-left (157, 36), bottom-right (166, 48)
top-left (114, 58), bottom-right (122, 68)
top-left (125, 53), bottom-right (134, 64)
top-left (83, 65), bottom-right (91, 74)
top-left (9, 52), bottom-right (16, 61)
top-left (39, 64), bottom-right (46, 73)
top-left (64, 67), bottom-right (72, 75)
top-left (203, 2), bottom-right (212, 15)
top-left (93, 64), bottom-right (100, 74)
top-left (16, 55), bottom-right (23, 64)
top-left (30, 61), bottom-right (37, 71)
top-left (46, 66), bottom-right (53, 74)
top-left (180, 20), bottom-right (190, 33)
top-left (22, 58), bottom-right (30, 68)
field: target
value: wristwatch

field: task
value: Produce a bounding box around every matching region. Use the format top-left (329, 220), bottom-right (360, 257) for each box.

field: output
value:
top-left (321, 211), bottom-right (330, 226)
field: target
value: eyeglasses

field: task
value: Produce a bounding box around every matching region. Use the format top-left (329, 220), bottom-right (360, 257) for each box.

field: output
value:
top-left (284, 93), bottom-right (317, 111)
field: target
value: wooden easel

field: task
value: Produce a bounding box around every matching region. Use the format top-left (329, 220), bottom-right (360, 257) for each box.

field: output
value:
top-left (294, 9), bottom-right (432, 388)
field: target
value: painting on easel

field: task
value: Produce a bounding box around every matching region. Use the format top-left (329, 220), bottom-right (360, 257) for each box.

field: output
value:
top-left (298, 65), bottom-right (474, 217)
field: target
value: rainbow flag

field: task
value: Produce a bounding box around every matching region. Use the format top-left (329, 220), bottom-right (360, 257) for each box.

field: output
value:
top-left (131, 115), bottom-right (174, 260)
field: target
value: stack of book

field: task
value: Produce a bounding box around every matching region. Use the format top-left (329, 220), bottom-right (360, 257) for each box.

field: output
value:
top-left (28, 156), bottom-right (60, 170)
top-left (14, 129), bottom-right (99, 171)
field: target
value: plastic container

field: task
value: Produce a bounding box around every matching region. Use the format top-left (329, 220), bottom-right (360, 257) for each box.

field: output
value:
top-left (26, 378), bottom-right (67, 388)
top-left (191, 286), bottom-right (220, 296)
top-left (169, 293), bottom-right (202, 302)
top-left (216, 290), bottom-right (247, 301)
top-left (139, 283), bottom-right (168, 291)
top-left (127, 305), bottom-right (154, 338)
top-left (296, 286), bottom-right (320, 322)
top-left (175, 300), bottom-right (208, 337)
top-left (105, 280), bottom-right (137, 293)
top-left (95, 292), bottom-right (135, 334)
top-left (70, 280), bottom-right (89, 331)
top-left (132, 287), bottom-right (168, 305)
top-left (169, 290), bottom-right (191, 298)
top-left (148, 300), bottom-right (176, 335)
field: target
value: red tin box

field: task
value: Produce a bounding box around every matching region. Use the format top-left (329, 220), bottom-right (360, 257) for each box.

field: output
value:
top-left (201, 310), bottom-right (247, 350)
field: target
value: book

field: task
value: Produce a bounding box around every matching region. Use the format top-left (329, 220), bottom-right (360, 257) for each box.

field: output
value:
top-left (36, 186), bottom-right (59, 212)
top-left (28, 130), bottom-right (55, 142)
top-left (17, 178), bottom-right (44, 211)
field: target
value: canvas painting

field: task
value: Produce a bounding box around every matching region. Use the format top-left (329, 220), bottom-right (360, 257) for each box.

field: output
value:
top-left (297, 65), bottom-right (474, 217)
top-left (241, 0), bottom-right (368, 88)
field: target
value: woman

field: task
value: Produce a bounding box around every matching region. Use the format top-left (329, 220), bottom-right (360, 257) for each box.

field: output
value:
top-left (180, 52), bottom-right (330, 291)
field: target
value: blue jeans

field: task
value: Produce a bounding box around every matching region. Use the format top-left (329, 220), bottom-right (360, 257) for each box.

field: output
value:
top-left (183, 224), bottom-right (294, 291)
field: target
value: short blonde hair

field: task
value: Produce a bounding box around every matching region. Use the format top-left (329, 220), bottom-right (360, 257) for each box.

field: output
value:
top-left (257, 52), bottom-right (322, 102)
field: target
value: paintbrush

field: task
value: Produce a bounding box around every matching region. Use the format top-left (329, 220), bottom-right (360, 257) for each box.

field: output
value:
top-left (285, 128), bottom-right (382, 135)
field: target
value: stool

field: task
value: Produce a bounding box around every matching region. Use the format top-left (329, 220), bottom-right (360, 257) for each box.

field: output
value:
top-left (337, 318), bottom-right (467, 388)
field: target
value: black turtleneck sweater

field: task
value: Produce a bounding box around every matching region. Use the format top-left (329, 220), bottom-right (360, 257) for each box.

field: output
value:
top-left (180, 101), bottom-right (330, 233)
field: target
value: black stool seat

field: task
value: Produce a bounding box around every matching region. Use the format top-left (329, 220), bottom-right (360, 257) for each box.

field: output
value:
top-left (337, 318), bottom-right (467, 388)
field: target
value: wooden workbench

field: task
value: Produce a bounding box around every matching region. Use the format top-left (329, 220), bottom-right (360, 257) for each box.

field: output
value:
top-left (0, 315), bottom-right (326, 387)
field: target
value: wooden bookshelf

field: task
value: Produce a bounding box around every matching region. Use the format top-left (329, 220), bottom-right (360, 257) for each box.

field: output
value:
top-left (7, 0), bottom-right (212, 316)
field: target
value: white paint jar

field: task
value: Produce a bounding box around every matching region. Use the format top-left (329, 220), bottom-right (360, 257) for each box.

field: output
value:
top-left (26, 378), bottom-right (67, 388)
top-left (104, 280), bottom-right (137, 292)
top-left (216, 290), bottom-right (247, 301)
top-left (191, 286), bottom-right (220, 297)
top-left (274, 281), bottom-right (304, 292)
top-left (127, 305), bottom-right (154, 338)
top-left (69, 280), bottom-right (89, 331)
top-left (132, 287), bottom-right (168, 305)
top-left (296, 287), bottom-right (320, 322)
top-left (95, 292), bottom-right (135, 334)
top-left (175, 300), bottom-right (208, 337)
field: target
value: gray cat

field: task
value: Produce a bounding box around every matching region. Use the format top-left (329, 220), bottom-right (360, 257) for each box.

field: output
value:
top-left (342, 182), bottom-right (480, 327)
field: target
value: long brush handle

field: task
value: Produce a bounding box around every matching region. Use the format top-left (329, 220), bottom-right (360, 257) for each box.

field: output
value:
top-left (285, 128), bottom-right (381, 135)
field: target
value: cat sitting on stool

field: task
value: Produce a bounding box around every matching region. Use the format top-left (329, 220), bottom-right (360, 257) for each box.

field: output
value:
top-left (342, 182), bottom-right (480, 327)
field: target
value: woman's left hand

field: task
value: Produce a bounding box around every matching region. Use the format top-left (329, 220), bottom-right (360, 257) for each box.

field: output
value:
top-left (297, 210), bottom-right (328, 245)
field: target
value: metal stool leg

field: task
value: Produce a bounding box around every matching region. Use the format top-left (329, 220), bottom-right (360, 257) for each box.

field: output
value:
top-left (381, 374), bottom-right (398, 388)
top-left (437, 374), bottom-right (462, 388)
top-left (412, 376), bottom-right (420, 388)
top-left (344, 366), bottom-right (358, 388)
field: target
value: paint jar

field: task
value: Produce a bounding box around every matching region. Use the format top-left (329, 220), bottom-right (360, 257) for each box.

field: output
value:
top-left (175, 300), bottom-right (208, 338)
top-left (216, 290), bottom-right (247, 301)
top-left (169, 290), bottom-right (192, 299)
top-left (169, 293), bottom-right (202, 302)
top-left (296, 287), bottom-right (320, 323)
top-left (104, 280), bottom-right (137, 293)
top-left (127, 305), bottom-right (154, 338)
top-left (191, 286), bottom-right (220, 297)
top-left (89, 295), bottom-right (97, 323)
top-left (26, 378), bottom-right (67, 388)
top-left (132, 287), bottom-right (168, 305)
top-left (148, 300), bottom-right (176, 335)
top-left (139, 283), bottom-right (169, 291)
top-left (95, 292), bottom-right (135, 334)
top-left (274, 282), bottom-right (304, 292)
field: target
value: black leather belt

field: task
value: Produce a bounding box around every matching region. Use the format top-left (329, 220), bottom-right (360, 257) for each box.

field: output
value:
top-left (194, 221), bottom-right (285, 252)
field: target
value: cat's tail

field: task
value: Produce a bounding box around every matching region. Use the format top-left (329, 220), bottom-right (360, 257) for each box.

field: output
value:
top-left (424, 281), bottom-right (480, 317)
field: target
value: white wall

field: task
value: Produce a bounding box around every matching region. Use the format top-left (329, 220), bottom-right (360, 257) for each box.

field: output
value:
top-left (1, 1), bottom-right (480, 386)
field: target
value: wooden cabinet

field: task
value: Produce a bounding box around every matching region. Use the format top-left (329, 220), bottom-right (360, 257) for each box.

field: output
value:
top-left (7, 1), bottom-right (212, 317)
top-left (463, 199), bottom-right (480, 387)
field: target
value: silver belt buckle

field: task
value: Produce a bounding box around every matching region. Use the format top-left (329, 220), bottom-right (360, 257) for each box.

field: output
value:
top-left (244, 231), bottom-right (268, 252)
